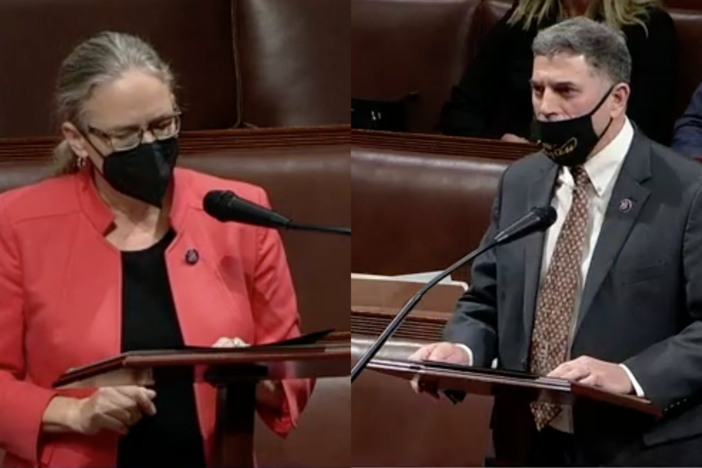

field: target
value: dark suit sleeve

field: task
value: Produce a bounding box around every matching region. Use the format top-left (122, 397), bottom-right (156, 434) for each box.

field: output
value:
top-left (441, 173), bottom-right (504, 368)
top-left (438, 11), bottom-right (513, 138)
top-left (625, 9), bottom-right (677, 146)
top-left (672, 81), bottom-right (702, 158)
top-left (623, 180), bottom-right (702, 411)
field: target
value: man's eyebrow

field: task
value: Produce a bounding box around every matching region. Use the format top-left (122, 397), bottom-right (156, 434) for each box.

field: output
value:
top-left (530, 79), bottom-right (580, 89)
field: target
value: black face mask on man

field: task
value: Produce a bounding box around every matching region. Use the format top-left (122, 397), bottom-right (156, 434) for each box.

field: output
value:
top-left (87, 137), bottom-right (179, 208)
top-left (532, 85), bottom-right (616, 167)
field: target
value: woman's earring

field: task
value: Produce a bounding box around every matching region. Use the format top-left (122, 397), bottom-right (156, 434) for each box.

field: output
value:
top-left (76, 157), bottom-right (87, 169)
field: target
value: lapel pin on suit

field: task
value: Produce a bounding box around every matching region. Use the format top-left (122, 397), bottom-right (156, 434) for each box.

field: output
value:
top-left (619, 198), bottom-right (633, 213)
top-left (185, 249), bottom-right (199, 265)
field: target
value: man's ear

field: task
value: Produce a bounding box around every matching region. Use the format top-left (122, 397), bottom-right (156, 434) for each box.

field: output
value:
top-left (610, 82), bottom-right (630, 119)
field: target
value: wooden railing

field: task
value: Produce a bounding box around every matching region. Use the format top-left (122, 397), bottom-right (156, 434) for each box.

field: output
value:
top-left (352, 128), bottom-right (537, 160)
top-left (0, 125), bottom-right (350, 162)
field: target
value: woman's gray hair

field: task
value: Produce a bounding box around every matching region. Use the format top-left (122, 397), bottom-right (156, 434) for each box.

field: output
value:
top-left (54, 31), bottom-right (176, 175)
top-left (532, 17), bottom-right (632, 85)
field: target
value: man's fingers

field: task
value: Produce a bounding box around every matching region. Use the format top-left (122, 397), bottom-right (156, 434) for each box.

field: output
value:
top-left (419, 378), bottom-right (440, 400)
top-left (410, 374), bottom-right (441, 399)
top-left (410, 374), bottom-right (421, 394)
top-left (425, 343), bottom-right (469, 364)
top-left (410, 343), bottom-right (463, 363)
top-left (548, 363), bottom-right (591, 381)
top-left (578, 374), bottom-right (598, 387)
top-left (427, 345), bottom-right (451, 361)
top-left (562, 368), bottom-right (590, 381)
top-left (408, 344), bottom-right (436, 362)
top-left (408, 343), bottom-right (468, 400)
top-left (430, 345), bottom-right (461, 362)
top-left (547, 362), bottom-right (572, 378)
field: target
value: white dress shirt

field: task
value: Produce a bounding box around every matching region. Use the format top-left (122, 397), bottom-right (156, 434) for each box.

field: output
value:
top-left (455, 118), bottom-right (645, 432)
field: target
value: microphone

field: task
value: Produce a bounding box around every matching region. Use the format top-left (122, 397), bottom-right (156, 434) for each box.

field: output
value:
top-left (494, 206), bottom-right (556, 243)
top-left (350, 205), bottom-right (557, 382)
top-left (203, 190), bottom-right (351, 236)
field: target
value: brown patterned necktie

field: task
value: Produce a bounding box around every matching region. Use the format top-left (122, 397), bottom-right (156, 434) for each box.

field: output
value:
top-left (529, 165), bottom-right (591, 430)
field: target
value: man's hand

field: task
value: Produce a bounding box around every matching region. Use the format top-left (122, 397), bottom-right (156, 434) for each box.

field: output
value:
top-left (407, 342), bottom-right (471, 364)
top-left (407, 342), bottom-right (471, 399)
top-left (548, 355), bottom-right (633, 395)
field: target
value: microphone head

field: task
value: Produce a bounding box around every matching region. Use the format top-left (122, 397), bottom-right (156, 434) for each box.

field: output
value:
top-left (203, 190), bottom-right (236, 222)
top-left (533, 206), bottom-right (557, 229)
top-left (493, 205), bottom-right (558, 244)
top-left (203, 189), bottom-right (290, 228)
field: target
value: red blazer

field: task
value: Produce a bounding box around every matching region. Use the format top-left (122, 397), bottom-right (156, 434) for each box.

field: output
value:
top-left (0, 167), bottom-right (312, 467)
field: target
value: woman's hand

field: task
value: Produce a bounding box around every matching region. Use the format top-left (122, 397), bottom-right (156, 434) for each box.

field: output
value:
top-left (212, 337), bottom-right (249, 348)
top-left (43, 386), bottom-right (156, 436)
top-left (72, 386), bottom-right (156, 435)
top-left (212, 337), bottom-right (286, 409)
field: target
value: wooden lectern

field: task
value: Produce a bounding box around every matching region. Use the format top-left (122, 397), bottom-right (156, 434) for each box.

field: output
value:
top-left (368, 357), bottom-right (662, 417)
top-left (52, 330), bottom-right (350, 468)
top-left (367, 357), bottom-right (664, 465)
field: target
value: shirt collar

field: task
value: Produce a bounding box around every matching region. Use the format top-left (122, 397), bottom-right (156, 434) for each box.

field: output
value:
top-left (560, 117), bottom-right (634, 197)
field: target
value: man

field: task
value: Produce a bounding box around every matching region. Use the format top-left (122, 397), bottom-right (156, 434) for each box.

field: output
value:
top-left (411, 17), bottom-right (702, 467)
top-left (672, 80), bottom-right (702, 158)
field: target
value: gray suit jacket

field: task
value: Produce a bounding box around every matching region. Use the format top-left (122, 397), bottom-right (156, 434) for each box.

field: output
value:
top-left (444, 129), bottom-right (702, 464)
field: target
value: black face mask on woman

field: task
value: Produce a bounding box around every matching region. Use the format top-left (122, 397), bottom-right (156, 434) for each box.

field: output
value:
top-left (532, 85), bottom-right (616, 167)
top-left (89, 137), bottom-right (179, 208)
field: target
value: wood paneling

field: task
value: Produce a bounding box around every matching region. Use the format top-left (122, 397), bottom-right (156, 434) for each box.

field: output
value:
top-left (351, 307), bottom-right (447, 342)
top-left (0, 125), bottom-right (350, 161)
top-left (352, 128), bottom-right (537, 160)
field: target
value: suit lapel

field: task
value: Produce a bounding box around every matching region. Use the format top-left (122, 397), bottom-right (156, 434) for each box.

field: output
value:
top-left (522, 163), bottom-right (559, 347)
top-left (574, 132), bottom-right (652, 337)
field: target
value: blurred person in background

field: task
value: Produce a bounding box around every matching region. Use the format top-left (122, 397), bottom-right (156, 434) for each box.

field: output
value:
top-left (440, 0), bottom-right (676, 146)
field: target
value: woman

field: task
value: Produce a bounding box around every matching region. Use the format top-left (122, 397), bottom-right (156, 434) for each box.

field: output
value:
top-left (440, 0), bottom-right (676, 145)
top-left (0, 31), bottom-right (312, 467)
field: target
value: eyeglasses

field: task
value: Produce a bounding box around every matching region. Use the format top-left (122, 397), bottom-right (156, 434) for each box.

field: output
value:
top-left (87, 111), bottom-right (182, 152)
